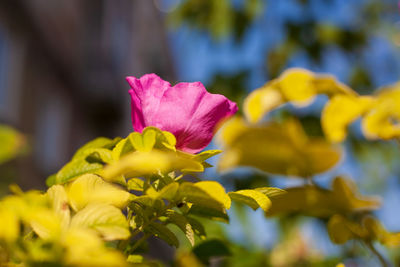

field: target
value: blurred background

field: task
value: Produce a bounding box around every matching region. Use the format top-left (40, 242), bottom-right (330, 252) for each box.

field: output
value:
top-left (1, 0), bottom-right (400, 266)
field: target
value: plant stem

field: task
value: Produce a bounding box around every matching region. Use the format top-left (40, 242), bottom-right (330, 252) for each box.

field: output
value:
top-left (365, 241), bottom-right (389, 267)
top-left (130, 233), bottom-right (151, 252)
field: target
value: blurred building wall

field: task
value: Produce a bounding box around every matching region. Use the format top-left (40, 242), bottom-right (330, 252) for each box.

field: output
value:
top-left (0, 0), bottom-right (175, 189)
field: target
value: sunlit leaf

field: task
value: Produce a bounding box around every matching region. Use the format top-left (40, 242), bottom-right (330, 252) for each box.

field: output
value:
top-left (254, 187), bottom-right (286, 198)
top-left (322, 95), bottom-right (373, 142)
top-left (67, 174), bottom-right (130, 211)
top-left (72, 137), bottom-right (120, 160)
top-left (243, 68), bottom-right (357, 123)
top-left (127, 178), bottom-right (145, 191)
top-left (243, 84), bottom-right (283, 123)
top-left (218, 119), bottom-right (341, 177)
top-left (102, 150), bottom-right (203, 182)
top-left (228, 190), bottom-right (271, 212)
top-left (194, 181), bottom-right (231, 209)
top-left (70, 203), bottom-right (130, 241)
top-left (55, 158), bottom-right (103, 184)
top-left (179, 183), bottom-right (223, 208)
top-left (362, 86), bottom-right (400, 140)
top-left (266, 177), bottom-right (380, 218)
top-left (47, 185), bottom-right (70, 230)
top-left (64, 228), bottom-right (128, 267)
top-left (178, 182), bottom-right (229, 221)
top-left (193, 150), bottom-right (222, 162)
top-left (0, 207), bottom-right (19, 242)
top-left (29, 209), bottom-right (63, 240)
top-left (146, 182), bottom-right (179, 201)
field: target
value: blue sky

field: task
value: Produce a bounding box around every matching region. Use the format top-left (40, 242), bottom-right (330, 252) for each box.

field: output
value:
top-left (165, 0), bottom-right (400, 257)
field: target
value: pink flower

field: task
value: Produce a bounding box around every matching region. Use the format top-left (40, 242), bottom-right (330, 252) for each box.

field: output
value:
top-left (126, 74), bottom-right (238, 154)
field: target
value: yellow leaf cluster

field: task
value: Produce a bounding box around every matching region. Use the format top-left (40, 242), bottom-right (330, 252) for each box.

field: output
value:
top-left (0, 174), bottom-right (131, 267)
top-left (218, 117), bottom-right (341, 177)
top-left (328, 214), bottom-right (400, 247)
top-left (244, 68), bottom-right (354, 123)
top-left (266, 177), bottom-right (380, 218)
top-left (243, 67), bottom-right (400, 142)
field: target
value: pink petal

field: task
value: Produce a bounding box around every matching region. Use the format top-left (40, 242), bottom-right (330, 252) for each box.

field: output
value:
top-left (127, 74), bottom-right (238, 153)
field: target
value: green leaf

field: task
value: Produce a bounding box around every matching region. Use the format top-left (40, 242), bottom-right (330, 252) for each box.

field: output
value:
top-left (84, 148), bottom-right (114, 164)
top-left (187, 217), bottom-right (206, 240)
top-left (70, 203), bottom-right (130, 241)
top-left (145, 222), bottom-right (179, 247)
top-left (127, 178), bottom-right (145, 191)
top-left (179, 183), bottom-right (225, 211)
top-left (46, 174), bottom-right (57, 187)
top-left (127, 255), bottom-right (143, 263)
top-left (166, 211), bottom-right (195, 246)
top-left (55, 158), bottom-right (103, 184)
top-left (112, 138), bottom-right (133, 161)
top-left (228, 190), bottom-right (271, 212)
top-left (142, 129), bottom-right (157, 151)
top-left (146, 182), bottom-right (179, 201)
top-left (179, 182), bottom-right (231, 210)
top-left (72, 137), bottom-right (115, 160)
top-left (192, 239), bottom-right (231, 265)
top-left (129, 127), bottom-right (177, 153)
top-left (188, 205), bottom-right (229, 223)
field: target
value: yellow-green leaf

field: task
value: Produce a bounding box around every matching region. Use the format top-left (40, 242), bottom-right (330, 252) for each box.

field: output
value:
top-left (67, 174), bottom-right (130, 211)
top-left (194, 181), bottom-right (231, 209)
top-left (243, 68), bottom-right (357, 123)
top-left (145, 182), bottom-right (179, 201)
top-left (47, 185), bottom-right (70, 230)
top-left (243, 85), bottom-right (283, 123)
top-left (70, 203), bottom-right (130, 241)
top-left (64, 228), bottom-right (128, 267)
top-left (55, 158), bottom-right (103, 184)
top-left (255, 187), bottom-right (286, 198)
top-left (127, 178), bottom-right (145, 191)
top-left (72, 137), bottom-right (119, 160)
top-left (218, 119), bottom-right (341, 177)
top-left (266, 177), bottom-right (381, 218)
top-left (102, 150), bottom-right (203, 181)
top-left (228, 190), bottom-right (271, 212)
top-left (322, 95), bottom-right (373, 142)
top-left (0, 207), bottom-right (19, 242)
top-left (0, 124), bottom-right (26, 164)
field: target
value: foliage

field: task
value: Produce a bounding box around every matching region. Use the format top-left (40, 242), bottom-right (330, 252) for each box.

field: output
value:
top-left (218, 67), bottom-right (400, 266)
top-left (0, 125), bottom-right (26, 165)
top-left (2, 67), bottom-right (400, 265)
top-left (0, 127), bottom-right (276, 266)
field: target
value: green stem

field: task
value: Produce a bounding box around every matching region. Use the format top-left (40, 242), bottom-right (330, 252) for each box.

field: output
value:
top-left (130, 233), bottom-right (151, 252)
top-left (365, 241), bottom-right (389, 267)
top-left (129, 201), bottom-right (176, 241)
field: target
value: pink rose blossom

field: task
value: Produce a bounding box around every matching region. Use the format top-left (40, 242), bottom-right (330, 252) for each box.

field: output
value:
top-left (126, 74), bottom-right (238, 153)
